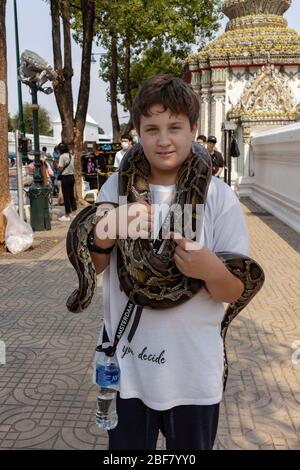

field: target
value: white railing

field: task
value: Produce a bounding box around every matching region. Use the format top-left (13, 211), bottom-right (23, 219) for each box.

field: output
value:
top-left (250, 122), bottom-right (300, 233)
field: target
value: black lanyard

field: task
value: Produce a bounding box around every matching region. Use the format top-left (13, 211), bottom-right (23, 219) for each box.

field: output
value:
top-left (96, 299), bottom-right (137, 357)
top-left (96, 218), bottom-right (168, 357)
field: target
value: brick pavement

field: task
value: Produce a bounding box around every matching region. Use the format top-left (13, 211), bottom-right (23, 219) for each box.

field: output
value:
top-left (0, 198), bottom-right (300, 450)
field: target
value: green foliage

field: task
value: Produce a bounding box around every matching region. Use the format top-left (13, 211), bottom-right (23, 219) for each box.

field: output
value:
top-left (12, 102), bottom-right (53, 136)
top-left (98, 126), bottom-right (105, 134)
top-left (71, 0), bottom-right (223, 124)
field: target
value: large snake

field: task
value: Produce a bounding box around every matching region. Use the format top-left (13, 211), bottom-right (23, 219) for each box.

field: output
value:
top-left (66, 143), bottom-right (265, 388)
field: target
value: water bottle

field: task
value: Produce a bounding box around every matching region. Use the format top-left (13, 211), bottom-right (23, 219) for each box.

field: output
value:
top-left (95, 351), bottom-right (120, 431)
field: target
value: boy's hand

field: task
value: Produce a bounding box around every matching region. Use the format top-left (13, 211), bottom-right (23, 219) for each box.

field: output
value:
top-left (118, 202), bottom-right (152, 239)
top-left (171, 233), bottom-right (244, 303)
top-left (96, 202), bottom-right (152, 240)
top-left (172, 234), bottom-right (221, 282)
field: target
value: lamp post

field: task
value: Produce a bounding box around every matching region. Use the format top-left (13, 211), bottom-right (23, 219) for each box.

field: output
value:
top-left (222, 121), bottom-right (237, 188)
top-left (13, 0), bottom-right (27, 161)
top-left (19, 50), bottom-right (58, 231)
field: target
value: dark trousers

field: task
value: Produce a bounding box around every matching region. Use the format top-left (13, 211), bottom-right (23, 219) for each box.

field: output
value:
top-left (61, 174), bottom-right (77, 214)
top-left (108, 396), bottom-right (219, 450)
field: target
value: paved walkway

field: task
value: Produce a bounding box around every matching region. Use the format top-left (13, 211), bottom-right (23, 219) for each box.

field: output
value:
top-left (0, 198), bottom-right (300, 450)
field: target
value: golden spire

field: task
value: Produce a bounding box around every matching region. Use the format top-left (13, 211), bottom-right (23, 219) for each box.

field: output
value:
top-left (188, 0), bottom-right (300, 67)
top-left (222, 0), bottom-right (292, 31)
top-left (222, 0), bottom-right (292, 19)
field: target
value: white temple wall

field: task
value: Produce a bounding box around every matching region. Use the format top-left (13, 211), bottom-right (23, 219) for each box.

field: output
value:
top-left (231, 126), bottom-right (245, 179)
top-left (226, 67), bottom-right (247, 109)
top-left (250, 122), bottom-right (300, 233)
top-left (214, 96), bottom-right (224, 145)
top-left (284, 66), bottom-right (300, 104)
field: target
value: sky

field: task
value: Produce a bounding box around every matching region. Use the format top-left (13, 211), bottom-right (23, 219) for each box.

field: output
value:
top-left (5, 0), bottom-right (300, 135)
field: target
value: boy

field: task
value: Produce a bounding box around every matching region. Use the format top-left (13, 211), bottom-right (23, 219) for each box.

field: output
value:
top-left (90, 75), bottom-right (248, 450)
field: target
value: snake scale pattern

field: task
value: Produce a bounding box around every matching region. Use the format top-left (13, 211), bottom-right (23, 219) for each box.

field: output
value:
top-left (66, 143), bottom-right (265, 388)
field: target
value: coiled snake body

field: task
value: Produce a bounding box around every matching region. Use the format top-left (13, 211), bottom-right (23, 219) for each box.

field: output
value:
top-left (66, 143), bottom-right (265, 388)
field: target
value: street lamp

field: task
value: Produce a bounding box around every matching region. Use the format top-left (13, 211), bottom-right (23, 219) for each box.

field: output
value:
top-left (19, 50), bottom-right (59, 231)
top-left (222, 121), bottom-right (237, 188)
top-left (13, 0), bottom-right (27, 161)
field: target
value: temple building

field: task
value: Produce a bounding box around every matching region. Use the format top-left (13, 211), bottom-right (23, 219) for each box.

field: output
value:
top-left (186, 0), bottom-right (300, 195)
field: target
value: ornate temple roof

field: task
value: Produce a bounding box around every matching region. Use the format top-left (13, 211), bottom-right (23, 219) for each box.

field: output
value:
top-left (188, 0), bottom-right (300, 68)
top-left (228, 64), bottom-right (300, 126)
top-left (222, 0), bottom-right (291, 21)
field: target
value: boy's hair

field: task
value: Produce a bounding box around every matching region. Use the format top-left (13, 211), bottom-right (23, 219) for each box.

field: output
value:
top-left (121, 133), bottom-right (133, 143)
top-left (197, 135), bottom-right (207, 142)
top-left (132, 74), bottom-right (199, 133)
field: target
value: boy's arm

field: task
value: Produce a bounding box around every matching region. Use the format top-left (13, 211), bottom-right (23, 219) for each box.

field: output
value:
top-left (173, 239), bottom-right (244, 303)
top-left (90, 251), bottom-right (112, 275)
top-left (90, 231), bottom-right (116, 275)
top-left (90, 202), bottom-right (151, 275)
top-left (89, 209), bottom-right (116, 275)
top-left (203, 253), bottom-right (244, 303)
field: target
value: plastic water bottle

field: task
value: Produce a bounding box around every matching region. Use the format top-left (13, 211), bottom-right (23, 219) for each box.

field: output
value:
top-left (95, 352), bottom-right (120, 431)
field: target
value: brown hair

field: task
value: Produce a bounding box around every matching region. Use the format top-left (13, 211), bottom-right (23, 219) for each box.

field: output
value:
top-left (132, 74), bottom-right (199, 133)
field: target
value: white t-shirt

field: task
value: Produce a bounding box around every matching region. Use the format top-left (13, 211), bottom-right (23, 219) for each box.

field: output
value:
top-left (94, 173), bottom-right (249, 410)
top-left (58, 152), bottom-right (75, 175)
top-left (113, 150), bottom-right (126, 168)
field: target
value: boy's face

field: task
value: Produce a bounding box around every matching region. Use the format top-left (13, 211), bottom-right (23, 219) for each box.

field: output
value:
top-left (139, 104), bottom-right (197, 183)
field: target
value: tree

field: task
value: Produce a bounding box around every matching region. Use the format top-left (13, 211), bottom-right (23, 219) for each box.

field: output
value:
top-left (84, 0), bottom-right (222, 137)
top-left (12, 102), bottom-right (53, 136)
top-left (125, 41), bottom-right (184, 111)
top-left (0, 0), bottom-right (10, 252)
top-left (48, 0), bottom-right (95, 202)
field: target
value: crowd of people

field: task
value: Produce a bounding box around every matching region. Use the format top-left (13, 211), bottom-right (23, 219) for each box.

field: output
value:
top-left (196, 134), bottom-right (224, 177)
top-left (24, 143), bottom-right (77, 222)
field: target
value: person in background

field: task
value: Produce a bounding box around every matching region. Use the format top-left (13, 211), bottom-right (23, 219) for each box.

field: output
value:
top-left (196, 135), bottom-right (207, 147)
top-left (51, 146), bottom-right (60, 197)
top-left (206, 136), bottom-right (224, 177)
top-left (52, 145), bottom-right (60, 162)
top-left (113, 134), bottom-right (133, 169)
top-left (9, 157), bottom-right (16, 168)
top-left (131, 129), bottom-right (139, 144)
top-left (40, 146), bottom-right (48, 157)
top-left (27, 151), bottom-right (53, 186)
top-left (57, 143), bottom-right (77, 222)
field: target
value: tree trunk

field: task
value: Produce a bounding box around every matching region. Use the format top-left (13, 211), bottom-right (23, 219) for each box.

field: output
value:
top-left (74, 0), bottom-right (95, 204)
top-left (61, 0), bottom-right (74, 144)
top-left (110, 32), bottom-right (120, 142)
top-left (50, 0), bottom-right (95, 204)
top-left (124, 114), bottom-right (134, 135)
top-left (123, 42), bottom-right (134, 135)
top-left (0, 0), bottom-right (10, 252)
top-left (51, 0), bottom-right (74, 145)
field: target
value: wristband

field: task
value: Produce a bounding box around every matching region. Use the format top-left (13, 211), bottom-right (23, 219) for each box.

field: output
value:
top-left (87, 230), bottom-right (115, 254)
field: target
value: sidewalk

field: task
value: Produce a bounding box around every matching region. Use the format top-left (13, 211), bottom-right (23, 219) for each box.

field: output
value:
top-left (0, 198), bottom-right (300, 450)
